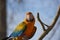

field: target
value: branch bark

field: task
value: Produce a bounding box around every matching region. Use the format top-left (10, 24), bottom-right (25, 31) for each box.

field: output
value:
top-left (37, 7), bottom-right (60, 40)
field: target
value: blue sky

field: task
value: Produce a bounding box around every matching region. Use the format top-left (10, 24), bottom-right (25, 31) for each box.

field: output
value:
top-left (7, 0), bottom-right (60, 40)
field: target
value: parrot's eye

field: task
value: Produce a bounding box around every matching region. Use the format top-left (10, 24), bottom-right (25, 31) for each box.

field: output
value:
top-left (26, 14), bottom-right (34, 22)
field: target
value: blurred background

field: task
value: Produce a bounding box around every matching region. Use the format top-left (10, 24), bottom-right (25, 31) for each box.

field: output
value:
top-left (0, 0), bottom-right (60, 40)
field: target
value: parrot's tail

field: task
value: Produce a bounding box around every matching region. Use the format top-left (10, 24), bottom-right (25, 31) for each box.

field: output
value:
top-left (2, 37), bottom-right (10, 40)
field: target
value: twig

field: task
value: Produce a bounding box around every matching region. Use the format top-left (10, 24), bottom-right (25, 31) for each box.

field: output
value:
top-left (37, 13), bottom-right (46, 31)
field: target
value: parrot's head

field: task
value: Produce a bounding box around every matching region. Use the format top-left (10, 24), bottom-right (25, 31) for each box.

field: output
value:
top-left (26, 12), bottom-right (35, 22)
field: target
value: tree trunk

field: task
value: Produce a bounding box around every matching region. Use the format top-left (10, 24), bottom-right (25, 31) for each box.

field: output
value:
top-left (0, 0), bottom-right (6, 39)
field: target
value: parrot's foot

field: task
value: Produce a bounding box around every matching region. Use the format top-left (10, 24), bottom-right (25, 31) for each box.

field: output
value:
top-left (22, 35), bottom-right (29, 40)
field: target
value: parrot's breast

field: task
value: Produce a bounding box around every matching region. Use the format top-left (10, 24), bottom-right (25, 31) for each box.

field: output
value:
top-left (23, 19), bottom-right (35, 38)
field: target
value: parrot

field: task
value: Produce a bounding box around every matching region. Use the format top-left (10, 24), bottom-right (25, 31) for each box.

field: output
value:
top-left (2, 12), bottom-right (37, 40)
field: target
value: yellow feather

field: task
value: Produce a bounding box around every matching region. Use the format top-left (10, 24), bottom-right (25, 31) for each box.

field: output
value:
top-left (14, 22), bottom-right (26, 32)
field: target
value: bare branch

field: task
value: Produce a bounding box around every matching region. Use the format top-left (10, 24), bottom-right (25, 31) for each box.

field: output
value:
top-left (43, 23), bottom-right (49, 27)
top-left (37, 7), bottom-right (60, 40)
top-left (37, 13), bottom-right (46, 31)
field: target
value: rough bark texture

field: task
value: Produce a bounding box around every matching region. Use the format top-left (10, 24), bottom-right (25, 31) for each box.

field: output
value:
top-left (0, 0), bottom-right (6, 39)
top-left (37, 7), bottom-right (60, 40)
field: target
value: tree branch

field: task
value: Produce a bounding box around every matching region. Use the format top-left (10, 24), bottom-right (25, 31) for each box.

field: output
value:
top-left (37, 13), bottom-right (46, 31)
top-left (37, 7), bottom-right (60, 40)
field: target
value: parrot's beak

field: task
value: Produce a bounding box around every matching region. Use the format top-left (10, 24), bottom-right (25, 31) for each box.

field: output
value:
top-left (26, 15), bottom-right (34, 22)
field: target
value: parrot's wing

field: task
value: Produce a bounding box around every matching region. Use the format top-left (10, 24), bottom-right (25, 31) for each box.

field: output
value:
top-left (9, 22), bottom-right (27, 37)
top-left (29, 26), bottom-right (37, 39)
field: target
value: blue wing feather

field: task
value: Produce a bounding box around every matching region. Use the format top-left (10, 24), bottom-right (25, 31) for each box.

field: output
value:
top-left (9, 22), bottom-right (27, 37)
